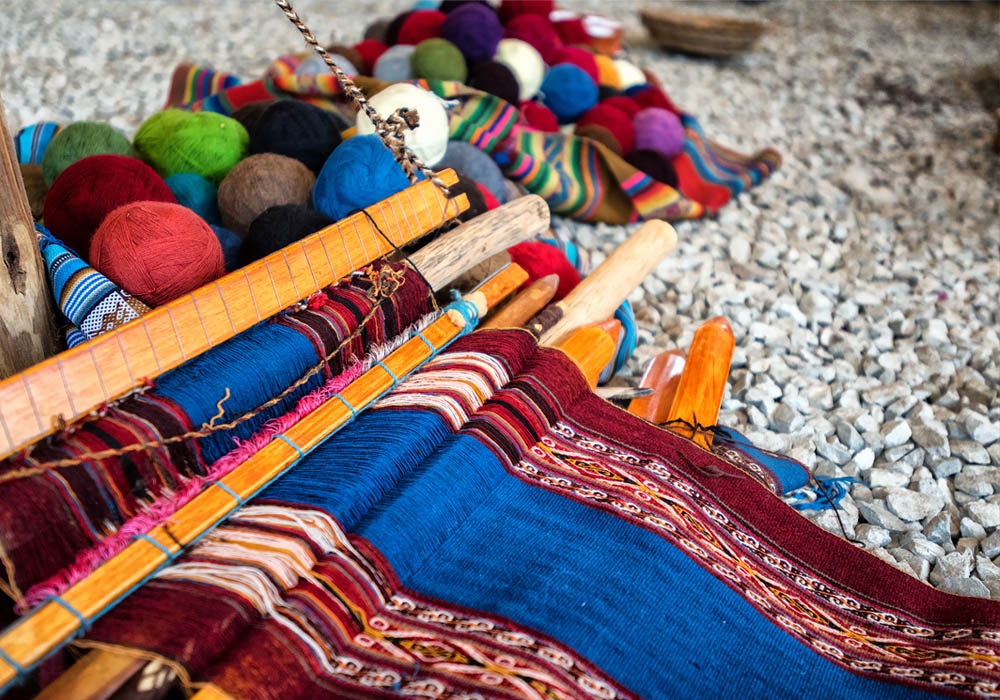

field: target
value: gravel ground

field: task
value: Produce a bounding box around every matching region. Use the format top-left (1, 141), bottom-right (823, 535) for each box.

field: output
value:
top-left (2, 1), bottom-right (998, 595)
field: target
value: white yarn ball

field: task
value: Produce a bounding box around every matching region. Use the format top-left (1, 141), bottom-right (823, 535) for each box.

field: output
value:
top-left (494, 38), bottom-right (546, 102)
top-left (614, 59), bottom-right (648, 90)
top-left (355, 83), bottom-right (450, 166)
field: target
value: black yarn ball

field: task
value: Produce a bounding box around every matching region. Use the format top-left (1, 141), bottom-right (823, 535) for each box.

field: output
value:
top-left (384, 11), bottom-right (414, 46)
top-left (364, 18), bottom-right (392, 42)
top-left (449, 175), bottom-right (489, 223)
top-left (598, 86), bottom-right (626, 101)
top-left (466, 61), bottom-right (521, 107)
top-left (230, 100), bottom-right (277, 135)
top-left (625, 149), bottom-right (679, 189)
top-left (241, 204), bottom-right (334, 265)
top-left (249, 101), bottom-right (343, 174)
top-left (439, 0), bottom-right (494, 13)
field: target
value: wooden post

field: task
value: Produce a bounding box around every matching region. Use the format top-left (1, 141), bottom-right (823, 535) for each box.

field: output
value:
top-left (0, 91), bottom-right (57, 378)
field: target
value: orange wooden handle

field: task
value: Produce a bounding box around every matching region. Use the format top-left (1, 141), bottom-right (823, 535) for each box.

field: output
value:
top-left (666, 316), bottom-right (735, 448)
top-left (628, 349), bottom-right (686, 423)
top-left (555, 326), bottom-right (617, 388)
top-left (482, 274), bottom-right (559, 330)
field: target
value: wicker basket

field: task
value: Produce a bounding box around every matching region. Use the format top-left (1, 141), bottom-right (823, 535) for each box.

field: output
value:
top-left (639, 6), bottom-right (770, 58)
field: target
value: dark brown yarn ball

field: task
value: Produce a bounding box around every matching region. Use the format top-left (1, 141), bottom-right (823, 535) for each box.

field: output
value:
top-left (466, 61), bottom-right (521, 106)
top-left (241, 204), bottom-right (333, 265)
top-left (364, 18), bottom-right (392, 42)
top-left (230, 100), bottom-right (277, 134)
top-left (19, 164), bottom-right (47, 221)
top-left (625, 149), bottom-right (679, 188)
top-left (217, 153), bottom-right (316, 236)
top-left (326, 44), bottom-right (366, 73)
top-left (575, 123), bottom-right (623, 156)
top-left (448, 175), bottom-right (489, 223)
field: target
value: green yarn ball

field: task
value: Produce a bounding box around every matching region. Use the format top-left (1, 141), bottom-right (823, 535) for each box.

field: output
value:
top-left (411, 38), bottom-right (468, 83)
top-left (40, 122), bottom-right (134, 186)
top-left (134, 109), bottom-right (249, 184)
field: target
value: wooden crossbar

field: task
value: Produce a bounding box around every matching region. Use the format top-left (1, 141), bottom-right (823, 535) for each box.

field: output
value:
top-left (0, 171), bottom-right (465, 461)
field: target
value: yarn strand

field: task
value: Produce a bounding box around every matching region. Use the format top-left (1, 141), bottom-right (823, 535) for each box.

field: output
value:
top-left (273, 0), bottom-right (449, 194)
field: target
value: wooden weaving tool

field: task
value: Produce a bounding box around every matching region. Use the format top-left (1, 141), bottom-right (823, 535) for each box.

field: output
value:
top-left (628, 349), bottom-right (686, 423)
top-left (0, 171), bottom-right (467, 462)
top-left (481, 273), bottom-right (559, 330)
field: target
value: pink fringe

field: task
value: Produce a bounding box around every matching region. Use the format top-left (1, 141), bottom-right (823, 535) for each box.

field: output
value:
top-left (19, 361), bottom-right (365, 611)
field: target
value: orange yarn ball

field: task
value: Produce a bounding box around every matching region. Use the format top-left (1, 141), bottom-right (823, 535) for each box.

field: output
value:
top-left (91, 201), bottom-right (225, 307)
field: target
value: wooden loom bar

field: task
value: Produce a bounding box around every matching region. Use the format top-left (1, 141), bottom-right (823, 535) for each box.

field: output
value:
top-left (481, 274), bottom-right (559, 330)
top-left (666, 316), bottom-right (735, 448)
top-left (0, 263), bottom-right (525, 692)
top-left (0, 170), bottom-right (466, 461)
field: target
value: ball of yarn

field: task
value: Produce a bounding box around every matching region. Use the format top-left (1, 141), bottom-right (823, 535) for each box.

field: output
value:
top-left (40, 122), bottom-right (134, 186)
top-left (498, 0), bottom-right (554, 24)
top-left (477, 181), bottom-right (500, 211)
top-left (540, 64), bottom-right (598, 124)
top-left (466, 61), bottom-right (520, 105)
top-left (313, 134), bottom-right (412, 221)
top-left (437, 140), bottom-right (507, 204)
top-left (549, 10), bottom-right (588, 45)
top-left (519, 100), bottom-right (560, 132)
top-left (397, 10), bottom-right (446, 45)
top-left (574, 124), bottom-right (622, 155)
top-left (633, 108), bottom-right (685, 158)
top-left (439, 0), bottom-right (493, 13)
top-left (614, 59), bottom-right (647, 90)
top-left (19, 164), bottom-right (47, 220)
top-left (249, 100), bottom-right (342, 174)
top-left (507, 240), bottom-right (581, 301)
top-left (211, 225), bottom-right (243, 272)
top-left (494, 39), bottom-right (546, 101)
top-left (600, 95), bottom-right (641, 118)
top-left (327, 45), bottom-right (366, 72)
top-left (374, 44), bottom-right (417, 81)
top-left (593, 54), bottom-right (620, 89)
top-left (353, 39), bottom-right (388, 73)
top-left (15, 122), bottom-right (60, 165)
top-left (576, 103), bottom-right (634, 154)
top-left (135, 109), bottom-right (248, 184)
top-left (630, 85), bottom-right (680, 114)
top-left (296, 52), bottom-right (359, 77)
top-left (217, 153), bottom-right (316, 235)
top-left (230, 100), bottom-right (277, 134)
top-left (91, 201), bottom-right (225, 307)
top-left (445, 176), bottom-right (488, 223)
top-left (625, 149), bottom-right (679, 188)
top-left (441, 3), bottom-right (503, 63)
top-left (505, 14), bottom-right (563, 65)
top-left (355, 83), bottom-right (450, 165)
top-left (44, 154), bottom-right (176, 259)
top-left (552, 45), bottom-right (599, 85)
top-left (598, 86), bottom-right (624, 101)
top-left (166, 172), bottom-right (221, 225)
top-left (364, 17), bottom-right (391, 42)
top-left (411, 38), bottom-right (468, 82)
top-left (241, 204), bottom-right (333, 265)
top-left (385, 11), bottom-right (414, 45)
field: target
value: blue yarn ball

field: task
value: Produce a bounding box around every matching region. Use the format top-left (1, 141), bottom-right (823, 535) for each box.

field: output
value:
top-left (166, 172), bottom-right (221, 225)
top-left (437, 140), bottom-right (507, 204)
top-left (540, 64), bottom-right (599, 124)
top-left (312, 135), bottom-right (414, 221)
top-left (373, 44), bottom-right (416, 82)
top-left (441, 3), bottom-right (503, 63)
top-left (210, 225), bottom-right (243, 272)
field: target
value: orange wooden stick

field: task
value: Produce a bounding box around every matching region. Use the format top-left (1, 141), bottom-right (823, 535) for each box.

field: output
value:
top-left (628, 349), bottom-right (686, 423)
top-left (481, 274), bottom-right (559, 329)
top-left (665, 317), bottom-right (734, 448)
top-left (556, 326), bottom-right (617, 388)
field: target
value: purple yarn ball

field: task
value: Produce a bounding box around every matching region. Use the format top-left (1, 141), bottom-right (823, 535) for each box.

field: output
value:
top-left (441, 3), bottom-right (503, 63)
top-left (632, 108), bottom-right (685, 158)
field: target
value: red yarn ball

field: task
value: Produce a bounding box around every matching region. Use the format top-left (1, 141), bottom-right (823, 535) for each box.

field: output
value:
top-left (631, 85), bottom-right (680, 115)
top-left (396, 10), bottom-right (446, 45)
top-left (600, 95), bottom-right (642, 118)
top-left (91, 201), bottom-right (225, 307)
top-left (549, 11), bottom-right (588, 45)
top-left (507, 240), bottom-right (581, 301)
top-left (498, 0), bottom-right (555, 24)
top-left (353, 39), bottom-right (388, 74)
top-left (504, 14), bottom-right (563, 65)
top-left (575, 103), bottom-right (635, 154)
top-left (476, 182), bottom-right (500, 211)
top-left (552, 45), bottom-right (599, 85)
top-left (43, 154), bottom-right (176, 261)
top-left (519, 100), bottom-right (560, 132)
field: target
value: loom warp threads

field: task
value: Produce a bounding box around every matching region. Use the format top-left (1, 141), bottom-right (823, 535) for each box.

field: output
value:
top-left (242, 204), bottom-right (333, 265)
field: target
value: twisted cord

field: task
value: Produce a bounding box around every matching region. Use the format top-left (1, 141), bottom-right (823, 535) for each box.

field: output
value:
top-left (273, 0), bottom-right (449, 193)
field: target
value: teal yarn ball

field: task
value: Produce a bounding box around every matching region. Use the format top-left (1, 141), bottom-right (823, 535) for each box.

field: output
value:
top-left (134, 109), bottom-right (249, 184)
top-left (166, 173), bottom-right (221, 225)
top-left (40, 121), bottom-right (134, 186)
top-left (210, 225), bottom-right (243, 272)
top-left (312, 135), bottom-right (412, 222)
top-left (541, 64), bottom-right (599, 124)
top-left (411, 38), bottom-right (468, 82)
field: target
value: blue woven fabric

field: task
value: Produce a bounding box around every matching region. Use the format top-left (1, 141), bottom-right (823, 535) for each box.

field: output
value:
top-left (14, 122), bottom-right (60, 164)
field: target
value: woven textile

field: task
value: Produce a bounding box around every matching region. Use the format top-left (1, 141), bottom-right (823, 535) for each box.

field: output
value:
top-left (164, 59), bottom-right (777, 222)
top-left (39, 227), bottom-right (151, 346)
top-left (13, 121), bottom-right (60, 164)
top-left (0, 262), bottom-right (435, 614)
top-left (84, 330), bottom-right (1000, 699)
